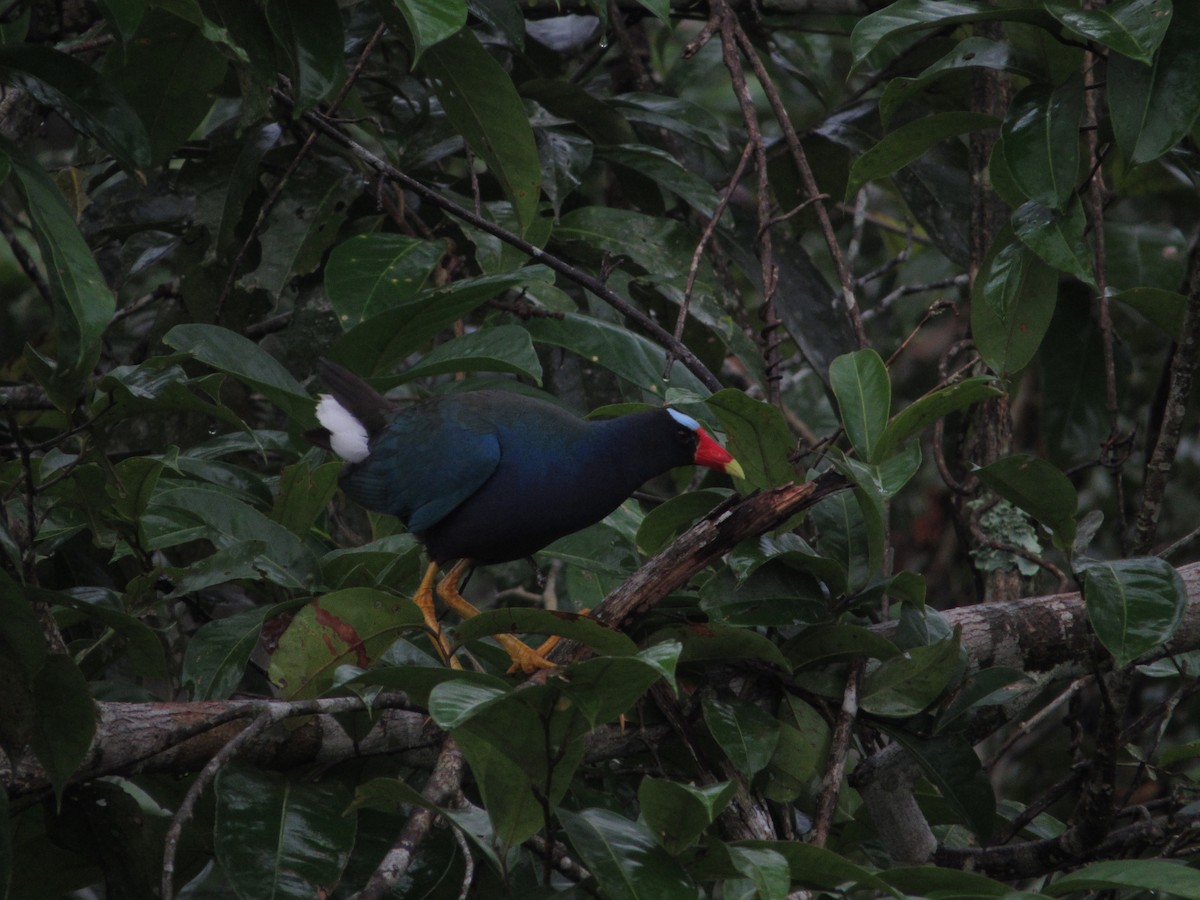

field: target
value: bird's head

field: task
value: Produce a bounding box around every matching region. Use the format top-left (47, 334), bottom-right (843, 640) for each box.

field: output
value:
top-left (666, 408), bottom-right (745, 480)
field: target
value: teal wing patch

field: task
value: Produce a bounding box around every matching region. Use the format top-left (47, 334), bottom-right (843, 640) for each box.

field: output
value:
top-left (339, 399), bottom-right (501, 532)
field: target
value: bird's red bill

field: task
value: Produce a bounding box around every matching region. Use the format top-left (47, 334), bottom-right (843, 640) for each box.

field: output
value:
top-left (693, 428), bottom-right (743, 478)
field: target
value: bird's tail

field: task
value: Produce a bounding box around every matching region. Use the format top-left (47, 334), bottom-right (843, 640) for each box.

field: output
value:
top-left (307, 359), bottom-right (395, 463)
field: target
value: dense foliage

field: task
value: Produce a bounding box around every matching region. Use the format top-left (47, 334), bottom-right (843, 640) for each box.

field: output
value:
top-left (2, 0), bottom-right (1200, 897)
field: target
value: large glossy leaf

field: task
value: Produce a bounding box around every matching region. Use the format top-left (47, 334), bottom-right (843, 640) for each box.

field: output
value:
top-left (0, 45), bottom-right (151, 172)
top-left (1012, 198), bottom-right (1095, 286)
top-left (524, 313), bottom-right (709, 397)
top-left (30, 654), bottom-right (96, 803)
top-left (183, 605), bottom-right (276, 700)
top-left (705, 389), bottom-right (796, 488)
top-left (860, 629), bottom-right (961, 718)
top-left (884, 729), bottom-right (996, 840)
top-left (555, 206), bottom-right (697, 281)
top-left (423, 29), bottom-right (541, 235)
top-left (237, 171), bottom-right (358, 298)
top-left (452, 607), bottom-right (637, 658)
top-left (1109, 2), bottom-right (1200, 164)
top-left (325, 233), bottom-right (447, 329)
top-left (397, 324), bottom-right (543, 384)
top-left (829, 350), bottom-right (890, 462)
top-left (264, 0), bottom-right (343, 113)
top-left (163, 324), bottom-right (314, 422)
top-left (881, 865), bottom-right (1015, 898)
top-left (934, 667), bottom-right (1032, 735)
top-left (692, 841), bottom-right (901, 896)
top-left (596, 144), bottom-right (719, 216)
top-left (1046, 859), bottom-right (1200, 897)
top-left (393, 0), bottom-right (468, 61)
top-left (214, 764), bottom-right (356, 900)
top-left (1000, 79), bottom-right (1084, 211)
top-left (975, 454), bottom-right (1077, 546)
top-left (850, 0), bottom-right (1049, 68)
top-left (879, 37), bottom-right (1040, 126)
top-left (701, 694), bottom-right (781, 777)
top-left (0, 138), bottom-right (116, 408)
top-left (103, 11), bottom-right (227, 166)
top-left (873, 377), bottom-right (1002, 463)
top-left (729, 845), bottom-right (792, 900)
top-left (1046, 0), bottom-right (1172, 65)
top-left (639, 778), bottom-right (735, 855)
top-left (559, 808), bottom-right (696, 900)
top-left (846, 112), bottom-right (997, 200)
top-left (1080, 557), bottom-right (1187, 667)
top-left (971, 230), bottom-right (1059, 375)
top-left (268, 588), bottom-right (425, 699)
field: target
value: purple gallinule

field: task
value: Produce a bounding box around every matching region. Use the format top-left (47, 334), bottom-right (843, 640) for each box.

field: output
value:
top-left (313, 359), bottom-right (743, 671)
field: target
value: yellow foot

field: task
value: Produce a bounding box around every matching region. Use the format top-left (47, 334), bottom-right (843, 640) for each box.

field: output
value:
top-left (497, 633), bottom-right (558, 674)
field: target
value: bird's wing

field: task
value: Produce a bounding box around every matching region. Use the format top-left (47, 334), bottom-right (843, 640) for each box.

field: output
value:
top-left (338, 398), bottom-right (502, 533)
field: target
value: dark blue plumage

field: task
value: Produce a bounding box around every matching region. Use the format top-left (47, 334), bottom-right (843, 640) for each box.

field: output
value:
top-left (313, 359), bottom-right (742, 566)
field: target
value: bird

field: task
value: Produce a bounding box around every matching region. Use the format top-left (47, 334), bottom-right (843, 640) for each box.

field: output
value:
top-left (311, 358), bottom-right (744, 672)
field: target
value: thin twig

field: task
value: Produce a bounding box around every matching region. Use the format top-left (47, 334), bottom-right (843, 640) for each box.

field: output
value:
top-left (725, 8), bottom-right (866, 347)
top-left (811, 659), bottom-right (862, 847)
top-left (664, 138), bottom-right (754, 381)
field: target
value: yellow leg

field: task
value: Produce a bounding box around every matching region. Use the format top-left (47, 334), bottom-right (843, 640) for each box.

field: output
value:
top-left (436, 560), bottom-right (557, 674)
top-left (414, 561), bottom-right (459, 668)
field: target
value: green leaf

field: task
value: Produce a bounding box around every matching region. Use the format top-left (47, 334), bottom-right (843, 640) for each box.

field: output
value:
top-left (214, 764), bottom-right (356, 900)
top-left (873, 376), bottom-right (1001, 463)
top-left (1080, 557), bottom-right (1187, 668)
top-left (975, 454), bottom-right (1077, 546)
top-left (453, 726), bottom-right (548, 847)
top-left (559, 808), bottom-right (696, 900)
top-left (338, 267), bottom-right (553, 371)
top-left (693, 841), bottom-right (901, 896)
top-left (636, 489), bottom-right (728, 555)
top-left (971, 229), bottom-right (1059, 375)
top-left (860, 628), bottom-right (961, 718)
top-left (183, 605), bottom-right (276, 700)
top-left (782, 624), bottom-right (900, 670)
top-left (881, 865), bottom-right (1016, 898)
top-left (263, 0), bottom-right (343, 114)
top-left (1109, 3), bottom-right (1200, 164)
top-left (1113, 287), bottom-right (1187, 338)
top-left (564, 645), bottom-right (681, 725)
top-left (0, 137), bottom-right (115, 408)
top-left (423, 29), bottom-right (541, 235)
top-left (554, 206), bottom-right (697, 281)
top-left (103, 10), bottom-right (228, 166)
top-left (398, 325), bottom-right (543, 384)
top-left (934, 667), bottom-right (1033, 735)
top-left (1000, 79), bottom-right (1084, 210)
top-left (325, 233), bottom-right (447, 330)
top-left (272, 463), bottom-right (340, 538)
top-left (1046, 859), bottom-right (1200, 898)
top-left (236, 171), bottom-right (357, 299)
top-left (885, 729), bottom-right (996, 840)
top-left (639, 778), bottom-right (735, 854)
top-left (846, 112), bottom-right (998, 201)
top-left (0, 45), bottom-right (151, 172)
top-left (451, 607), bottom-right (638, 659)
top-left (268, 588), bottom-right (425, 699)
top-left (51, 590), bottom-right (167, 679)
top-left (1012, 198), bottom-right (1096, 286)
top-left (30, 654), bottom-right (96, 804)
top-left (392, 0), bottom-right (468, 61)
top-left (525, 313), bottom-right (709, 398)
top-left (650, 623), bottom-right (791, 670)
top-left (632, 0), bottom-right (670, 24)
top-left (879, 37), bottom-right (1040, 127)
top-left (729, 845), bottom-right (792, 900)
top-left (701, 694), bottom-right (781, 777)
top-left (162, 324), bottom-right (314, 423)
top-left (1046, 0), bottom-right (1172, 65)
top-left (850, 0), bottom-right (1049, 68)
top-left (829, 350), bottom-right (890, 462)
top-left (596, 144), bottom-right (719, 217)
top-left (706, 389), bottom-right (796, 488)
